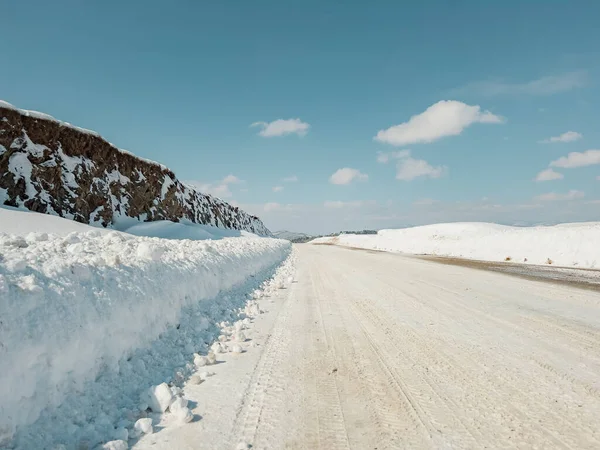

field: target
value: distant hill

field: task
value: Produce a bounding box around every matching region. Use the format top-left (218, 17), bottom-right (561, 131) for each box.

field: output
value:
top-left (273, 230), bottom-right (313, 243)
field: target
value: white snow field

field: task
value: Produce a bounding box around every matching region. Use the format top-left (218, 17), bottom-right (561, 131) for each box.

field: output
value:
top-left (138, 244), bottom-right (600, 449)
top-left (311, 222), bottom-right (600, 269)
top-left (0, 208), bottom-right (291, 449)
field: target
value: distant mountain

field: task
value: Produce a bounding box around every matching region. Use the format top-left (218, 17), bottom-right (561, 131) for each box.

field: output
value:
top-left (273, 230), bottom-right (313, 242)
top-left (0, 100), bottom-right (270, 235)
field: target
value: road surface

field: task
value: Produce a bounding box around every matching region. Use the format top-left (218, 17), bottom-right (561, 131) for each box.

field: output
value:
top-left (137, 244), bottom-right (600, 449)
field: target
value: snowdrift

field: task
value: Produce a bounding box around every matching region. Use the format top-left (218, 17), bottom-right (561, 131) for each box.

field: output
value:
top-left (0, 211), bottom-right (291, 448)
top-left (311, 222), bottom-right (600, 269)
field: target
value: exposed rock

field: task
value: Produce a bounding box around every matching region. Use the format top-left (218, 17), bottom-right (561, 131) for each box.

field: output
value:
top-left (0, 101), bottom-right (269, 235)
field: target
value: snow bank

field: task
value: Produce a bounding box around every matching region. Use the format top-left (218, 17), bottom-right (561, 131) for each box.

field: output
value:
top-left (0, 206), bottom-right (255, 241)
top-left (0, 212), bottom-right (291, 448)
top-left (311, 222), bottom-right (600, 269)
top-left (122, 219), bottom-right (254, 240)
top-left (0, 206), bottom-right (111, 235)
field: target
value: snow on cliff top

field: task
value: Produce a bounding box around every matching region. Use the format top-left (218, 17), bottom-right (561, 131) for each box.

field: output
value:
top-left (311, 222), bottom-right (600, 269)
top-left (0, 99), bottom-right (168, 170)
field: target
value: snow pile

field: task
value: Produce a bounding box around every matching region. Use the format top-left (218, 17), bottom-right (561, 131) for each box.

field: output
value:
top-left (311, 222), bottom-right (600, 269)
top-left (0, 213), bottom-right (291, 448)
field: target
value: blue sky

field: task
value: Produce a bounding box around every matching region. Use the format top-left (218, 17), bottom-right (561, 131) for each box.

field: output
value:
top-left (2, 1), bottom-right (600, 234)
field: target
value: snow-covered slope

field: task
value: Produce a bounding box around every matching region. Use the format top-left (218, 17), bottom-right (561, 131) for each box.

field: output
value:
top-left (0, 205), bottom-right (113, 235)
top-left (0, 100), bottom-right (269, 235)
top-left (311, 222), bottom-right (600, 269)
top-left (0, 209), bottom-right (291, 448)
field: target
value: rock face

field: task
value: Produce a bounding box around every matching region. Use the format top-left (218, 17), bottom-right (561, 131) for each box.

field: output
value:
top-left (0, 101), bottom-right (270, 235)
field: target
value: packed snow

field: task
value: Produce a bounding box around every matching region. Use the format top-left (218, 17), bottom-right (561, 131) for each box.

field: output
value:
top-left (311, 222), bottom-right (600, 269)
top-left (0, 209), bottom-right (291, 448)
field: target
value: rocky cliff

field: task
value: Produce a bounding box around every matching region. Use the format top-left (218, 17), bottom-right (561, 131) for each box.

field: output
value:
top-left (0, 101), bottom-right (270, 235)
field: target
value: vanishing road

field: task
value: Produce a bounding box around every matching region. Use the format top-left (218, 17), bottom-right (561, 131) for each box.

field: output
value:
top-left (139, 244), bottom-right (600, 449)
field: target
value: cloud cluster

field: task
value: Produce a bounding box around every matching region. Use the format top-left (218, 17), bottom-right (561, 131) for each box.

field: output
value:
top-left (534, 150), bottom-right (600, 184)
top-left (251, 119), bottom-right (309, 137)
top-left (374, 100), bottom-right (504, 146)
top-left (535, 168), bottom-right (564, 182)
top-left (329, 168), bottom-right (368, 185)
top-left (377, 150), bottom-right (445, 181)
top-left (550, 150), bottom-right (600, 168)
top-left (186, 174), bottom-right (242, 199)
top-left (539, 131), bottom-right (582, 144)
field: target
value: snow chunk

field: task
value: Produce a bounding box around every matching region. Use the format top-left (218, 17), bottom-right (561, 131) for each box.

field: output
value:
top-left (101, 440), bottom-right (128, 450)
top-left (145, 383), bottom-right (174, 413)
top-left (133, 418), bottom-right (153, 436)
top-left (189, 374), bottom-right (204, 385)
top-left (230, 344), bottom-right (244, 354)
top-left (193, 354), bottom-right (208, 367)
top-left (170, 398), bottom-right (194, 424)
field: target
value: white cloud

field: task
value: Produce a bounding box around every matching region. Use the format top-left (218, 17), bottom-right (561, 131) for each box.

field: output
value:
top-left (535, 168), bottom-right (564, 182)
top-left (282, 175), bottom-right (298, 182)
top-left (597, 176), bottom-right (600, 181)
top-left (222, 174), bottom-right (242, 184)
top-left (451, 71), bottom-right (588, 97)
top-left (376, 150), bottom-right (411, 163)
top-left (272, 186), bottom-right (284, 192)
top-left (374, 100), bottom-right (504, 146)
top-left (381, 150), bottom-right (445, 181)
top-left (534, 190), bottom-right (585, 202)
top-left (191, 182), bottom-right (232, 198)
top-left (250, 118), bottom-right (310, 137)
top-left (550, 150), bottom-right (600, 168)
top-left (185, 174), bottom-right (242, 199)
top-left (396, 156), bottom-right (446, 181)
top-left (539, 131), bottom-right (582, 144)
top-left (329, 168), bottom-right (368, 185)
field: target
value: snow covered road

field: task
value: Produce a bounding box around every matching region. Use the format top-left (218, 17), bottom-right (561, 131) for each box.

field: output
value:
top-left (149, 243), bottom-right (600, 449)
